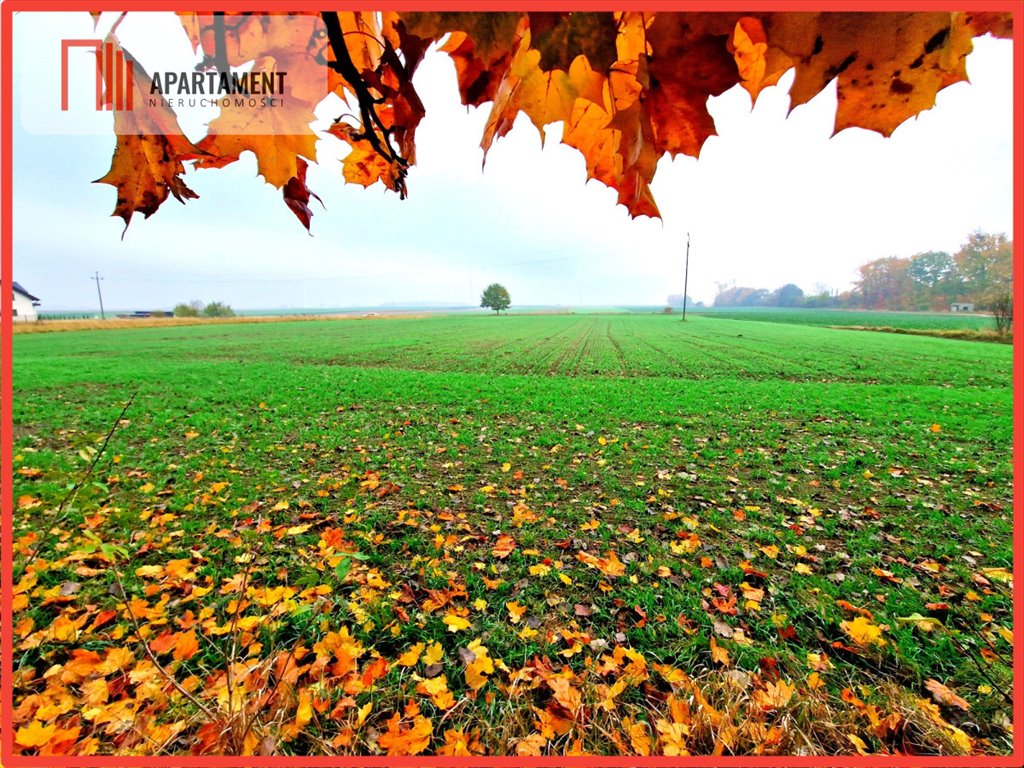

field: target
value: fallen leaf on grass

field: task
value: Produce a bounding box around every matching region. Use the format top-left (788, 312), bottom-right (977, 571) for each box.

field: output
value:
top-left (506, 601), bottom-right (527, 624)
top-left (925, 679), bottom-right (970, 710)
top-left (492, 535), bottom-right (516, 559)
top-left (397, 642), bottom-right (424, 667)
top-left (710, 637), bottom-right (730, 666)
top-left (377, 710), bottom-right (432, 756)
top-left (753, 679), bottom-right (795, 711)
top-left (841, 616), bottom-right (886, 647)
top-left (443, 613), bottom-right (472, 632)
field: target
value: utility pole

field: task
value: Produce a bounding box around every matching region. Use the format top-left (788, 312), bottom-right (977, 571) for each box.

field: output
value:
top-left (681, 232), bottom-right (691, 321)
top-left (91, 271), bottom-right (105, 320)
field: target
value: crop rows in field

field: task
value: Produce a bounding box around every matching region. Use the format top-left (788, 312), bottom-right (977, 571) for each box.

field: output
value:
top-left (33, 314), bottom-right (1012, 389)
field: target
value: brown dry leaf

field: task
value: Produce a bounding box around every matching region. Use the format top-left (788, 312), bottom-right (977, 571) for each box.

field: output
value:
top-left (515, 732), bottom-right (548, 755)
top-left (492, 534), bottom-right (516, 559)
top-left (753, 679), bottom-right (796, 711)
top-left (95, 37), bottom-right (201, 234)
top-left (925, 678), bottom-right (970, 710)
top-left (709, 636), bottom-right (730, 666)
top-left (281, 157), bottom-right (322, 232)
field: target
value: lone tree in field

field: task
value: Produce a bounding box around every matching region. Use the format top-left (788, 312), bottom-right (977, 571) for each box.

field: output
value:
top-left (481, 283), bottom-right (511, 315)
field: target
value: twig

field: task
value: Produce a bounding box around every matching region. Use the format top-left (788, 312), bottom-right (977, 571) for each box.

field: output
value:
top-left (320, 11), bottom-right (408, 196)
top-left (111, 566), bottom-right (216, 719)
top-left (945, 631), bottom-right (1013, 706)
top-left (15, 392), bottom-right (136, 579)
top-left (212, 12), bottom-right (229, 74)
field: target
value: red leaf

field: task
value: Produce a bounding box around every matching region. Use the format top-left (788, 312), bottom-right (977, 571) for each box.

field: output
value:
top-left (283, 158), bottom-right (323, 232)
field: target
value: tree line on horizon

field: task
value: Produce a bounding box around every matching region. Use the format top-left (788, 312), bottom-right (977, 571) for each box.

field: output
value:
top-left (707, 230), bottom-right (1013, 315)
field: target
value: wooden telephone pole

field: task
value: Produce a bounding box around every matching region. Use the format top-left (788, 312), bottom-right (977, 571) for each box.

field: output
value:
top-left (681, 233), bottom-right (691, 321)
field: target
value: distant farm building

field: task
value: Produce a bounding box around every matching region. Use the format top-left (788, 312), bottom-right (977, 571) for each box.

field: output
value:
top-left (950, 302), bottom-right (975, 313)
top-left (12, 282), bottom-right (40, 323)
top-left (115, 311), bottom-right (174, 319)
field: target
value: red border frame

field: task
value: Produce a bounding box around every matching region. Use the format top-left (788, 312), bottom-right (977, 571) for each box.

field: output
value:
top-left (1, 1), bottom-right (1020, 765)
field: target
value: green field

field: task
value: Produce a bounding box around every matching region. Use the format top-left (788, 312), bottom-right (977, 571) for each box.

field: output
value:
top-left (10, 314), bottom-right (1013, 757)
top-left (692, 306), bottom-right (997, 332)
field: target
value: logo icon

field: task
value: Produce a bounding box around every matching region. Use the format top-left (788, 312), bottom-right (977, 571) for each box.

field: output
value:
top-left (61, 39), bottom-right (134, 111)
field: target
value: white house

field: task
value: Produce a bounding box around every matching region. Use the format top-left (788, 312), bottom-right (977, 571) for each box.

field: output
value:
top-left (950, 302), bottom-right (974, 313)
top-left (12, 282), bottom-right (41, 323)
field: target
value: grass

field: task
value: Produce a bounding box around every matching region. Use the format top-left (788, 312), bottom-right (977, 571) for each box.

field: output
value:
top-left (692, 307), bottom-right (998, 332)
top-left (10, 314), bottom-right (1013, 757)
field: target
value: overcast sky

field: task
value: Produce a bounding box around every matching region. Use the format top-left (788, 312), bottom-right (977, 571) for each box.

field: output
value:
top-left (11, 12), bottom-right (1014, 311)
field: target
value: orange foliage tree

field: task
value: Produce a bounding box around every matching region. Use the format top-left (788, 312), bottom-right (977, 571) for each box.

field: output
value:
top-left (94, 11), bottom-right (1012, 233)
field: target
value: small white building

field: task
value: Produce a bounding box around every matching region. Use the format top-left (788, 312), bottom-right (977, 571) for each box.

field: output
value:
top-left (950, 302), bottom-right (974, 313)
top-left (12, 282), bottom-right (41, 323)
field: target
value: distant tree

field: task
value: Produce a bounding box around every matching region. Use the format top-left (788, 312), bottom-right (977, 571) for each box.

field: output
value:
top-left (202, 301), bottom-right (236, 318)
top-left (907, 250), bottom-right (958, 309)
top-left (774, 283), bottom-right (805, 307)
top-left (666, 293), bottom-right (697, 308)
top-left (854, 256), bottom-right (915, 310)
top-left (954, 230), bottom-right (1012, 308)
top-left (173, 300), bottom-right (203, 317)
top-left (480, 283), bottom-right (511, 314)
top-left (992, 294), bottom-right (1012, 335)
top-left (713, 285), bottom-right (769, 307)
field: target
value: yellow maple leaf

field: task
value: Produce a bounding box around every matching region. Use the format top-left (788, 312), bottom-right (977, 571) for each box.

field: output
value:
top-left (424, 641), bottom-right (444, 665)
top-left (655, 718), bottom-right (690, 756)
top-left (442, 613), bottom-right (472, 632)
top-left (397, 642), bottom-right (424, 667)
top-left (416, 674), bottom-right (456, 709)
top-left (438, 727), bottom-right (481, 755)
top-left (294, 688), bottom-right (313, 729)
top-left (622, 717), bottom-right (651, 755)
top-left (710, 637), bottom-right (730, 666)
top-left (841, 616), bottom-right (886, 646)
top-left (15, 721), bottom-right (56, 748)
top-left (506, 601), bottom-right (527, 624)
top-left (464, 639), bottom-right (494, 690)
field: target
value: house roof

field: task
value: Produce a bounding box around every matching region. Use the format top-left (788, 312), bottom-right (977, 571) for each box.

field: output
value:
top-left (13, 282), bottom-right (41, 303)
